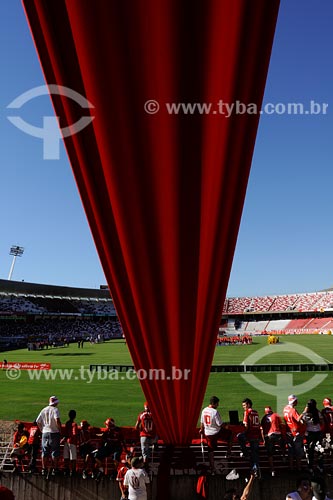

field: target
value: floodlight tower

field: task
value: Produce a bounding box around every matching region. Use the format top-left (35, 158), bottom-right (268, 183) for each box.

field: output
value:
top-left (8, 245), bottom-right (24, 280)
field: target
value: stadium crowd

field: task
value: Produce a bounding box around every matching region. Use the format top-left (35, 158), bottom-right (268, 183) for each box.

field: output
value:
top-left (0, 318), bottom-right (123, 351)
top-left (199, 394), bottom-right (333, 499)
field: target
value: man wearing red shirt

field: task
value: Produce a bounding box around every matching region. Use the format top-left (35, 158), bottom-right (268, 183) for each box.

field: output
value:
top-left (283, 394), bottom-right (305, 470)
top-left (237, 398), bottom-right (261, 476)
top-left (260, 406), bottom-right (284, 476)
top-left (116, 454), bottom-right (132, 500)
top-left (62, 409), bottom-right (78, 476)
top-left (94, 418), bottom-right (125, 481)
top-left (27, 421), bottom-right (41, 473)
top-left (135, 402), bottom-right (157, 467)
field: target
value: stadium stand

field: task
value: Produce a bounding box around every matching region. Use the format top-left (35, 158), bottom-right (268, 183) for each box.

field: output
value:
top-left (268, 294), bottom-right (298, 312)
top-left (0, 296), bottom-right (46, 314)
top-left (311, 292), bottom-right (333, 311)
top-left (72, 298), bottom-right (116, 315)
top-left (322, 318), bottom-right (333, 330)
top-left (261, 319), bottom-right (290, 331)
top-left (293, 293), bottom-right (322, 312)
top-left (1, 279), bottom-right (333, 348)
top-left (284, 317), bottom-right (333, 334)
top-left (0, 280), bottom-right (122, 350)
top-left (224, 291), bottom-right (333, 315)
top-left (239, 320), bottom-right (270, 332)
top-left (248, 296), bottom-right (274, 312)
top-left (225, 297), bottom-right (252, 314)
top-left (301, 317), bottom-right (333, 330)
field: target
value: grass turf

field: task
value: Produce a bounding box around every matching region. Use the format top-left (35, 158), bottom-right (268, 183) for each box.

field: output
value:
top-left (0, 335), bottom-right (332, 426)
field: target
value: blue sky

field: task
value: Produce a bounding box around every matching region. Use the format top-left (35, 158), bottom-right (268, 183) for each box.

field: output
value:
top-left (0, 1), bottom-right (332, 297)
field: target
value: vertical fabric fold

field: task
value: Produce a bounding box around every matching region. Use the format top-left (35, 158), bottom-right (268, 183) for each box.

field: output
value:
top-left (23, 0), bottom-right (280, 444)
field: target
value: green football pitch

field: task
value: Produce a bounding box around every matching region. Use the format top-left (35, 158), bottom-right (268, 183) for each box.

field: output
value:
top-left (0, 335), bottom-right (332, 427)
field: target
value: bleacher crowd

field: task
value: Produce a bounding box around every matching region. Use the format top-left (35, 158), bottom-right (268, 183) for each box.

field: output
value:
top-left (7, 397), bottom-right (157, 500)
top-left (8, 393), bottom-right (333, 480)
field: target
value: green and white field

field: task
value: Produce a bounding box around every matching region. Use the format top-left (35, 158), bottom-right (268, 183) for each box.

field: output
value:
top-left (0, 335), bottom-right (332, 427)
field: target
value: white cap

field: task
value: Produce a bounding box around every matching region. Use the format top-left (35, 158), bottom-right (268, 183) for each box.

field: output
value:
top-left (49, 396), bottom-right (59, 406)
top-left (288, 394), bottom-right (297, 405)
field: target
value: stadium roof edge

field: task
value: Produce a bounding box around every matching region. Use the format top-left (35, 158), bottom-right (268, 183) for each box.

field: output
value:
top-left (0, 279), bottom-right (111, 300)
top-left (226, 288), bottom-right (332, 299)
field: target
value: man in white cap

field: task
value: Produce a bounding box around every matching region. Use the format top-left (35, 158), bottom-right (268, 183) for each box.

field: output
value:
top-left (36, 396), bottom-right (61, 477)
top-left (283, 394), bottom-right (305, 471)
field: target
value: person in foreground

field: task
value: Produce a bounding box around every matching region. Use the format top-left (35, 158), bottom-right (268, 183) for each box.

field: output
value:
top-left (123, 456), bottom-right (151, 500)
top-left (286, 476), bottom-right (312, 500)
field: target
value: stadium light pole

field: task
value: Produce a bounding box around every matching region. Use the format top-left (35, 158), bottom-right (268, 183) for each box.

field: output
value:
top-left (8, 245), bottom-right (24, 280)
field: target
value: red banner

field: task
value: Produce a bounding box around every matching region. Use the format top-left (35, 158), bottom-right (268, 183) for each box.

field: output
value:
top-left (0, 362), bottom-right (51, 370)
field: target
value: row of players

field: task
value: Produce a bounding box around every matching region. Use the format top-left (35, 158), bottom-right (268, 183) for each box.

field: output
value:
top-left (200, 394), bottom-right (333, 477)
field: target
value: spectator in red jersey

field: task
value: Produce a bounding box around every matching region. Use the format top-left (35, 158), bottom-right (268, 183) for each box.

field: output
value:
top-left (79, 420), bottom-right (95, 479)
top-left (93, 418), bottom-right (125, 481)
top-left (10, 422), bottom-right (29, 470)
top-left (116, 453), bottom-right (132, 500)
top-left (237, 398), bottom-right (261, 476)
top-left (283, 394), bottom-right (305, 471)
top-left (260, 406), bottom-right (285, 476)
top-left (135, 402), bottom-right (157, 468)
top-left (27, 421), bottom-right (41, 473)
top-left (62, 409), bottom-right (78, 476)
top-left (200, 396), bottom-right (233, 474)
